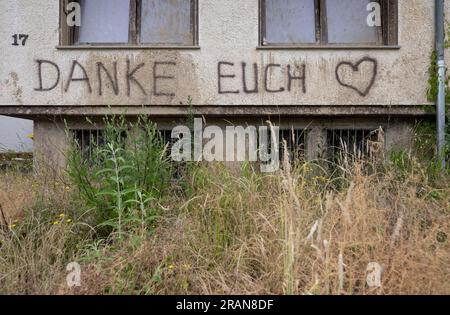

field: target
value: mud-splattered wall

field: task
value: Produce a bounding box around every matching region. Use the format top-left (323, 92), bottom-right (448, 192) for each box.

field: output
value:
top-left (0, 0), bottom-right (446, 107)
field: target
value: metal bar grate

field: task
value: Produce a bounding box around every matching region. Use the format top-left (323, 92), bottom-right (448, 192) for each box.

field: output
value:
top-left (326, 128), bottom-right (382, 163)
top-left (74, 129), bottom-right (105, 161)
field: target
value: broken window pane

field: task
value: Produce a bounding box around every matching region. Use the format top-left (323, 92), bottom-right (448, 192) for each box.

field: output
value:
top-left (78, 0), bottom-right (130, 44)
top-left (326, 0), bottom-right (381, 44)
top-left (264, 0), bottom-right (316, 44)
top-left (140, 0), bottom-right (193, 45)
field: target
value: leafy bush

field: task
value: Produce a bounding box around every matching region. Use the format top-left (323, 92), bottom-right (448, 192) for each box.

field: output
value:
top-left (68, 116), bottom-right (173, 236)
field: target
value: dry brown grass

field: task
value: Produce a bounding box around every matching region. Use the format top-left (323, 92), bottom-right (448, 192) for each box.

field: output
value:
top-left (126, 162), bottom-right (449, 295)
top-left (0, 157), bottom-right (449, 295)
top-left (0, 171), bottom-right (35, 221)
top-left (0, 169), bottom-right (86, 294)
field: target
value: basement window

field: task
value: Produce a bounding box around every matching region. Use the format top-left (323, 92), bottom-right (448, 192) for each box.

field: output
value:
top-left (161, 128), bottom-right (307, 172)
top-left (74, 128), bottom-right (174, 163)
top-left (278, 128), bottom-right (307, 164)
top-left (73, 129), bottom-right (130, 162)
top-left (260, 0), bottom-right (398, 46)
top-left (158, 129), bottom-right (187, 179)
top-left (326, 128), bottom-right (384, 163)
top-left (60, 0), bottom-right (198, 46)
top-left (262, 128), bottom-right (306, 167)
top-left (73, 129), bottom-right (106, 161)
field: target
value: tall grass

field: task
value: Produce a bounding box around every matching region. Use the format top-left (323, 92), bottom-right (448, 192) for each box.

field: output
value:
top-left (0, 118), bottom-right (449, 295)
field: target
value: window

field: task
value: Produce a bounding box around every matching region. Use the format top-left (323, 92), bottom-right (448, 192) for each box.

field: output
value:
top-left (61, 0), bottom-right (198, 46)
top-left (78, 0), bottom-right (131, 44)
top-left (158, 129), bottom-right (186, 179)
top-left (73, 129), bottom-right (129, 162)
top-left (326, 128), bottom-right (383, 163)
top-left (262, 128), bottom-right (306, 167)
top-left (260, 0), bottom-right (397, 46)
top-left (73, 129), bottom-right (106, 161)
top-left (278, 128), bottom-right (306, 164)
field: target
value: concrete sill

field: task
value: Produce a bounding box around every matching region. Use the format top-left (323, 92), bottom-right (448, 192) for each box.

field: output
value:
top-left (56, 45), bottom-right (201, 50)
top-left (0, 105), bottom-right (434, 119)
top-left (257, 45), bottom-right (401, 50)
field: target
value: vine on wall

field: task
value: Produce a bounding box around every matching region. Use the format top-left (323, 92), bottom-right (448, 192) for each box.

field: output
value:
top-left (426, 50), bottom-right (450, 104)
top-left (423, 23), bottom-right (450, 164)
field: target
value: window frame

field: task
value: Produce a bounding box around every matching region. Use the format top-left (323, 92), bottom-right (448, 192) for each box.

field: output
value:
top-left (60, 0), bottom-right (199, 47)
top-left (259, 0), bottom-right (398, 48)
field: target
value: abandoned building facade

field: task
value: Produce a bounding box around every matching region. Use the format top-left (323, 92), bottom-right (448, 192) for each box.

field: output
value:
top-left (0, 0), bottom-right (445, 169)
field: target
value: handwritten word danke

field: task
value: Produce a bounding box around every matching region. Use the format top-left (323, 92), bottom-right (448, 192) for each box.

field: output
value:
top-left (34, 59), bottom-right (177, 97)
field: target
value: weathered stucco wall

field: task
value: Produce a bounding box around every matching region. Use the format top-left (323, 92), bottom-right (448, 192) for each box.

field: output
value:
top-left (0, 0), bottom-right (446, 108)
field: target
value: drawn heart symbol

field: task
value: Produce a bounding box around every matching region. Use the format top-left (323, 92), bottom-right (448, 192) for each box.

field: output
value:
top-left (335, 57), bottom-right (378, 97)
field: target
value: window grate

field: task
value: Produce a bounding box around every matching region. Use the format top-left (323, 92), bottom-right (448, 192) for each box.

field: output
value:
top-left (278, 128), bottom-right (307, 164)
top-left (326, 128), bottom-right (383, 163)
top-left (71, 128), bottom-right (308, 174)
top-left (158, 129), bottom-right (186, 179)
top-left (73, 129), bottom-right (105, 161)
top-left (159, 128), bottom-right (307, 170)
top-left (159, 130), bottom-right (174, 148)
top-left (264, 128), bottom-right (307, 167)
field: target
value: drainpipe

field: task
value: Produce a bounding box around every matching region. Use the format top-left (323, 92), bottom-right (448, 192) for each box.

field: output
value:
top-left (436, 0), bottom-right (446, 169)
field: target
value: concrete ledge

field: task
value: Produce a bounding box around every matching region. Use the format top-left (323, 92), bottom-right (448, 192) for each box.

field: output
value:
top-left (0, 105), bottom-right (434, 119)
top-left (256, 45), bottom-right (402, 50)
top-left (56, 45), bottom-right (201, 50)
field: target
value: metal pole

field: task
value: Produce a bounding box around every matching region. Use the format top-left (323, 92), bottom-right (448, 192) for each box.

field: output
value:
top-left (436, 0), bottom-right (446, 169)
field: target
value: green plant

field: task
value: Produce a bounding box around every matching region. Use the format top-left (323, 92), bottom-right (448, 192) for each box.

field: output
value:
top-left (427, 51), bottom-right (450, 104)
top-left (425, 49), bottom-right (450, 170)
top-left (1, 140), bottom-right (450, 294)
top-left (410, 120), bottom-right (450, 175)
top-left (68, 116), bottom-right (172, 236)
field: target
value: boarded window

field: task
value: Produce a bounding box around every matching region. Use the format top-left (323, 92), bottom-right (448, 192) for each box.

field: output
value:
top-left (261, 0), bottom-right (397, 46)
top-left (140, 0), bottom-right (193, 45)
top-left (79, 0), bottom-right (130, 43)
top-left (264, 0), bottom-right (316, 44)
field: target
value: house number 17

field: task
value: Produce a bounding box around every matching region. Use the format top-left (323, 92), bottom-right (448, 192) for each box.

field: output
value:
top-left (12, 34), bottom-right (29, 46)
